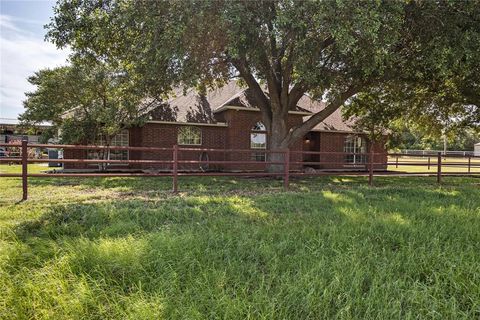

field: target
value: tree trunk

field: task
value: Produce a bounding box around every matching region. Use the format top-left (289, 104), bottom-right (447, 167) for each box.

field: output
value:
top-left (98, 137), bottom-right (112, 172)
top-left (267, 115), bottom-right (290, 173)
top-left (99, 146), bottom-right (110, 172)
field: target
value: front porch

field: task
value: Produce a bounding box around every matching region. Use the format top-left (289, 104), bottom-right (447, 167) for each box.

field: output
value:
top-left (302, 131), bottom-right (387, 171)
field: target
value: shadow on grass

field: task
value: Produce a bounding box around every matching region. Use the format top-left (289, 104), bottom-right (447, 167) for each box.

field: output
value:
top-left (3, 175), bottom-right (480, 318)
top-left (21, 174), bottom-right (480, 198)
top-left (12, 175), bottom-right (480, 244)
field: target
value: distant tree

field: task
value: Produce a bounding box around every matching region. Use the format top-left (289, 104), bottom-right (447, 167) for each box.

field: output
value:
top-left (21, 57), bottom-right (161, 168)
top-left (387, 124), bottom-right (480, 152)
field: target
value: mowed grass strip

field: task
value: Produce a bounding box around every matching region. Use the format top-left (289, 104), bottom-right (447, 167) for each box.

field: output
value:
top-left (388, 155), bottom-right (480, 173)
top-left (0, 164), bottom-right (479, 319)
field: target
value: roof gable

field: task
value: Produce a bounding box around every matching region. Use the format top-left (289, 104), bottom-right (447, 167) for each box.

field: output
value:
top-left (147, 81), bottom-right (246, 123)
top-left (147, 80), bottom-right (356, 132)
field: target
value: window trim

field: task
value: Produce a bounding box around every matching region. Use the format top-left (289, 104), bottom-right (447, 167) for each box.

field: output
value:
top-left (344, 135), bottom-right (367, 165)
top-left (250, 122), bottom-right (267, 161)
top-left (87, 129), bottom-right (130, 166)
top-left (177, 126), bottom-right (202, 146)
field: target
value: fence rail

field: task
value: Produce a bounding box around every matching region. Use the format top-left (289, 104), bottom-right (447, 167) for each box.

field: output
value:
top-left (1, 141), bottom-right (479, 201)
top-left (399, 149), bottom-right (476, 157)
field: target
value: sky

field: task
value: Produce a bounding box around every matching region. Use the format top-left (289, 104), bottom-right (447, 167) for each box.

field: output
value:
top-left (0, 0), bottom-right (69, 120)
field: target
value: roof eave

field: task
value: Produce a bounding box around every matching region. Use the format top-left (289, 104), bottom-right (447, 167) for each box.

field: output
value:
top-left (310, 128), bottom-right (363, 134)
top-left (146, 120), bottom-right (228, 127)
top-left (213, 105), bottom-right (312, 116)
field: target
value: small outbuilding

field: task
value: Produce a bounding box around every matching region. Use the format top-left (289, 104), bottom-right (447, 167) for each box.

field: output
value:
top-left (475, 142), bottom-right (480, 157)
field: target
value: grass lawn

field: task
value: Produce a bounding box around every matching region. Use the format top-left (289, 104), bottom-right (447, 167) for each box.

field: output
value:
top-left (1, 164), bottom-right (480, 319)
top-left (388, 156), bottom-right (480, 174)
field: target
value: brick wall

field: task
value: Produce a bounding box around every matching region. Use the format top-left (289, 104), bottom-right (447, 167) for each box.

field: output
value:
top-left (219, 109), bottom-right (304, 171)
top-left (303, 131), bottom-right (387, 170)
top-left (371, 137), bottom-right (388, 170)
top-left (63, 149), bottom-right (88, 169)
top-left (138, 123), bottom-right (227, 171)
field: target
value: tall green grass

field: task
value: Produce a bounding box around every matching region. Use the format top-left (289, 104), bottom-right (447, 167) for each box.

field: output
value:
top-left (1, 165), bottom-right (479, 319)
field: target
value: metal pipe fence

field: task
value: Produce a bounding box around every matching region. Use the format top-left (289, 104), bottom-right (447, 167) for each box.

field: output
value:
top-left (1, 141), bottom-right (480, 200)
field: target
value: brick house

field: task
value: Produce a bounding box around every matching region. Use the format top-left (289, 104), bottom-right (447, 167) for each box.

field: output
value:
top-left (64, 80), bottom-right (387, 171)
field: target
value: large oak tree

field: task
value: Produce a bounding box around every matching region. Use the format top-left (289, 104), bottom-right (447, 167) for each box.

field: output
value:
top-left (46, 0), bottom-right (479, 154)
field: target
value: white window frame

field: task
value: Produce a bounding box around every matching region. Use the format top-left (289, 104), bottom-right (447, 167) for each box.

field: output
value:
top-left (178, 126), bottom-right (202, 146)
top-left (88, 129), bottom-right (129, 163)
top-left (344, 135), bottom-right (367, 164)
top-left (250, 122), bottom-right (267, 161)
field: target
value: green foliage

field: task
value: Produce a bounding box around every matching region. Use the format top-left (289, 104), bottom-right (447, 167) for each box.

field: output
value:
top-left (21, 57), bottom-right (156, 144)
top-left (21, 66), bottom-right (73, 126)
top-left (1, 171), bottom-right (479, 318)
top-left (47, 0), bottom-right (470, 148)
top-left (346, 1), bottom-right (480, 140)
top-left (389, 125), bottom-right (480, 151)
top-left (343, 89), bottom-right (402, 143)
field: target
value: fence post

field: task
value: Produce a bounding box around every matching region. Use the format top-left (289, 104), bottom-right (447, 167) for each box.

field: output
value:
top-left (428, 157), bottom-right (431, 170)
top-left (437, 152), bottom-right (442, 184)
top-left (396, 155), bottom-right (398, 168)
top-left (368, 146), bottom-right (374, 186)
top-left (172, 145), bottom-right (178, 193)
top-left (284, 148), bottom-right (290, 190)
top-left (468, 156), bottom-right (471, 174)
top-left (22, 139), bottom-right (28, 201)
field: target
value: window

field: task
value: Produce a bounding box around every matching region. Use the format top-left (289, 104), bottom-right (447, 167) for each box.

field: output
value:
top-left (344, 136), bottom-right (367, 164)
top-left (88, 130), bottom-right (129, 161)
top-left (251, 122), bottom-right (266, 132)
top-left (109, 130), bottom-right (129, 160)
top-left (178, 126), bottom-right (202, 145)
top-left (251, 122), bottom-right (266, 161)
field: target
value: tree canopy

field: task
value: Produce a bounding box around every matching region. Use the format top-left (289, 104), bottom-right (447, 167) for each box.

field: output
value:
top-left (45, 0), bottom-right (480, 150)
top-left (346, 0), bottom-right (480, 138)
top-left (21, 57), bottom-right (158, 144)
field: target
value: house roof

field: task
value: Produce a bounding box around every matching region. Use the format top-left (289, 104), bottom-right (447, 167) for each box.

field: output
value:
top-left (60, 80), bottom-right (356, 133)
top-left (148, 80), bottom-right (356, 132)
top-left (147, 80), bottom-right (311, 123)
top-left (0, 118), bottom-right (52, 128)
top-left (295, 97), bottom-right (356, 133)
top-left (147, 81), bottom-right (247, 123)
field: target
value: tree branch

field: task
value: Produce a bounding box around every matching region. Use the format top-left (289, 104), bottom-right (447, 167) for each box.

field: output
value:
top-left (229, 57), bottom-right (272, 124)
top-left (287, 81), bottom-right (307, 111)
top-left (283, 36), bottom-right (335, 113)
top-left (284, 85), bottom-right (362, 144)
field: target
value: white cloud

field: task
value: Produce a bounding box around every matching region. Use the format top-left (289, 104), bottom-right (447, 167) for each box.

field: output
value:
top-left (0, 14), bottom-right (22, 33)
top-left (0, 14), bottom-right (45, 27)
top-left (0, 14), bottom-right (70, 119)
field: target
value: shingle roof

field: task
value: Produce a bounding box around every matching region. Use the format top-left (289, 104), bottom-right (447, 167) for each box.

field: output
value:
top-left (295, 96), bottom-right (355, 132)
top-left (0, 118), bottom-right (52, 127)
top-left (147, 80), bottom-right (356, 132)
top-left (147, 81), bottom-right (249, 123)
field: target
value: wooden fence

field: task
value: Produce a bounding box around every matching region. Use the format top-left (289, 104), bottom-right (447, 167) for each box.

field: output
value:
top-left (1, 141), bottom-right (479, 201)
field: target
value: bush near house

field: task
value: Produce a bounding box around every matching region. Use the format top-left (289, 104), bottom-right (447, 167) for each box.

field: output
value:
top-left (2, 140), bottom-right (39, 160)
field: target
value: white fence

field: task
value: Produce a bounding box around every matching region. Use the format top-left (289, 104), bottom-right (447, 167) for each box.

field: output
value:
top-left (400, 149), bottom-right (476, 157)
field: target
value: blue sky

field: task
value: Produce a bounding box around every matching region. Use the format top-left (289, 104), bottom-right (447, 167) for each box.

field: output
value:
top-left (0, 0), bottom-right (69, 120)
